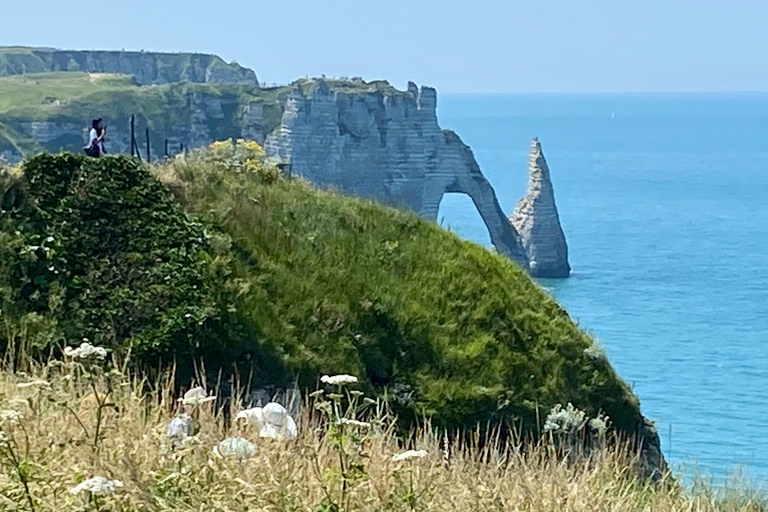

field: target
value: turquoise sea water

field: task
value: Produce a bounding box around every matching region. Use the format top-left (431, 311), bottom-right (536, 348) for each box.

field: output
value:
top-left (437, 93), bottom-right (768, 482)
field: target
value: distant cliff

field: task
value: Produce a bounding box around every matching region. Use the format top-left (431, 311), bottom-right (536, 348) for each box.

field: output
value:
top-left (0, 50), bottom-right (570, 276)
top-left (0, 47), bottom-right (258, 86)
top-left (264, 80), bottom-right (527, 264)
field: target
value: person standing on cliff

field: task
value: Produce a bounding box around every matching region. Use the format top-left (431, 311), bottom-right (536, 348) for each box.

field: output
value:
top-left (84, 119), bottom-right (107, 157)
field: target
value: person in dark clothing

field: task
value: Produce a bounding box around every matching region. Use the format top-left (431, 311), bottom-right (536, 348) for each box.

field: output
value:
top-left (84, 119), bottom-right (107, 157)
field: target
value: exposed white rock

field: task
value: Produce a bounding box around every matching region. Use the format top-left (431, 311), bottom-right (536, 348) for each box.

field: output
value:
top-left (510, 137), bottom-right (570, 277)
top-left (264, 79), bottom-right (528, 265)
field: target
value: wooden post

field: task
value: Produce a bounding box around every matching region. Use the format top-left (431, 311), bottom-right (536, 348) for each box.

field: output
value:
top-left (130, 115), bottom-right (135, 157)
top-left (164, 138), bottom-right (169, 158)
top-left (145, 127), bottom-right (151, 161)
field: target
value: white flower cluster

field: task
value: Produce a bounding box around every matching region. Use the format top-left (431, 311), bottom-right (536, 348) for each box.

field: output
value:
top-left (0, 409), bottom-right (21, 426)
top-left (69, 476), bottom-right (123, 496)
top-left (63, 342), bottom-right (108, 361)
top-left (543, 403), bottom-right (587, 434)
top-left (213, 437), bottom-right (256, 461)
top-left (583, 343), bottom-right (605, 360)
top-left (166, 413), bottom-right (195, 446)
top-left (392, 449), bottom-right (427, 462)
top-left (588, 413), bottom-right (611, 436)
top-left (235, 402), bottom-right (298, 440)
top-left (320, 374), bottom-right (358, 386)
top-left (179, 386), bottom-right (216, 406)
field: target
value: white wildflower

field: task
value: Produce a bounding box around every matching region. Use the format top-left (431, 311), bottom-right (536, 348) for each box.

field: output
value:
top-left (588, 413), bottom-right (611, 436)
top-left (166, 414), bottom-right (195, 446)
top-left (392, 449), bottom-right (427, 462)
top-left (63, 342), bottom-right (108, 361)
top-left (235, 407), bottom-right (264, 427)
top-left (213, 437), bottom-right (256, 461)
top-left (258, 402), bottom-right (298, 440)
top-left (0, 409), bottom-right (21, 426)
top-left (179, 386), bottom-right (216, 406)
top-left (583, 343), bottom-right (605, 360)
top-left (320, 374), bottom-right (358, 386)
top-left (16, 379), bottom-right (50, 389)
top-left (543, 403), bottom-right (587, 434)
top-left (69, 476), bottom-right (123, 496)
top-left (340, 418), bottom-right (371, 428)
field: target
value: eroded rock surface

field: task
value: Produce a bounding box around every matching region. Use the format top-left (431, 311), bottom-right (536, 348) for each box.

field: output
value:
top-left (264, 80), bottom-right (527, 265)
top-left (510, 137), bottom-right (570, 277)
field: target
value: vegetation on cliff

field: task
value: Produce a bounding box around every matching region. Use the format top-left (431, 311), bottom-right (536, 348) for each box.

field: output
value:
top-left (0, 362), bottom-right (762, 512)
top-left (1, 142), bottom-right (643, 439)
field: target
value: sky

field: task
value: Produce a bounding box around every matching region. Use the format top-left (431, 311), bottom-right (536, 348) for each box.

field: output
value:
top-left (2, 0), bottom-right (767, 93)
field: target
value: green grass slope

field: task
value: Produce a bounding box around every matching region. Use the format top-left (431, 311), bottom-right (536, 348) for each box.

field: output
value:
top-left (0, 146), bottom-right (645, 439)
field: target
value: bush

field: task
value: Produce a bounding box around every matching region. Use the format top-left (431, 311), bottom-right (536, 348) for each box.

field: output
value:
top-left (1, 145), bottom-right (645, 443)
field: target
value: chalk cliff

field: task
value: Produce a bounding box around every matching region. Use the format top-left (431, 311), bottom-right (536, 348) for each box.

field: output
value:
top-left (510, 138), bottom-right (570, 278)
top-left (0, 47), bottom-right (257, 86)
top-left (0, 49), bottom-right (570, 275)
top-left (264, 80), bottom-right (527, 265)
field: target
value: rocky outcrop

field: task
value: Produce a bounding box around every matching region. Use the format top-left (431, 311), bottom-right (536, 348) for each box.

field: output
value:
top-left (0, 61), bottom-right (570, 275)
top-left (0, 47), bottom-right (257, 86)
top-left (510, 138), bottom-right (570, 277)
top-left (264, 80), bottom-right (527, 265)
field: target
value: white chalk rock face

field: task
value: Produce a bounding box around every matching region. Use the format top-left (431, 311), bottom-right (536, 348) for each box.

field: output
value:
top-left (510, 138), bottom-right (570, 278)
top-left (264, 79), bottom-right (528, 266)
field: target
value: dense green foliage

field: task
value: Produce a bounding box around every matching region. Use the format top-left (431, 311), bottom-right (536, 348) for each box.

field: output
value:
top-left (1, 147), bottom-right (643, 436)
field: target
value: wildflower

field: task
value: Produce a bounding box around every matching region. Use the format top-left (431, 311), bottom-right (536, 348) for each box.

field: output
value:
top-left (588, 413), bottom-right (611, 436)
top-left (258, 402), bottom-right (298, 440)
top-left (320, 374), bottom-right (358, 386)
top-left (543, 403), bottom-right (587, 434)
top-left (213, 437), bottom-right (256, 461)
top-left (235, 407), bottom-right (264, 427)
top-left (340, 418), bottom-right (371, 428)
top-left (16, 379), bottom-right (50, 389)
top-left (392, 449), bottom-right (427, 462)
top-left (583, 343), bottom-right (605, 360)
top-left (0, 409), bottom-right (21, 426)
top-left (63, 342), bottom-right (108, 361)
top-left (166, 413), bottom-right (195, 446)
top-left (69, 476), bottom-right (123, 496)
top-left (179, 386), bottom-right (216, 406)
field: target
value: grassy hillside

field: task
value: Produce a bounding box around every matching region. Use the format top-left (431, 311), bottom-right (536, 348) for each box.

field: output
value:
top-left (1, 143), bottom-right (646, 443)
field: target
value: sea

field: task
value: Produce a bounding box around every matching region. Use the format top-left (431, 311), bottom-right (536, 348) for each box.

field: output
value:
top-left (437, 92), bottom-right (768, 484)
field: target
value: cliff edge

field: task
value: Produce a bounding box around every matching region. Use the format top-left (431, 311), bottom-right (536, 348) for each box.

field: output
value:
top-left (264, 79), bottom-right (528, 265)
top-left (511, 137), bottom-right (570, 278)
top-left (0, 47), bottom-right (258, 86)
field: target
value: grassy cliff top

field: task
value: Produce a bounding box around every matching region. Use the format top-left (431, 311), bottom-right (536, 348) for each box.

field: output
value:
top-left (1, 144), bottom-right (645, 438)
top-left (0, 46), bottom-right (257, 84)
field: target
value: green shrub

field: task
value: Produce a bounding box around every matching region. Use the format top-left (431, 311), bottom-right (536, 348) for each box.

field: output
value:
top-left (1, 146), bottom-right (644, 439)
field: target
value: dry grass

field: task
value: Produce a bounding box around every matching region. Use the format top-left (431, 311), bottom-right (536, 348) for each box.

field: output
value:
top-left (0, 359), bottom-right (764, 512)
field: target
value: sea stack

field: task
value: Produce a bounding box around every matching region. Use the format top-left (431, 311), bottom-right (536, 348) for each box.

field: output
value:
top-left (510, 137), bottom-right (570, 278)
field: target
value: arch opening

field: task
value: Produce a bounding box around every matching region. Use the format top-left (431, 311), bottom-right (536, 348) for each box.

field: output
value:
top-left (436, 192), bottom-right (492, 247)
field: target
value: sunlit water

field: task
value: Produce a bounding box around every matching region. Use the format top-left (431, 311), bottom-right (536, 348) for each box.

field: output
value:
top-left (437, 92), bottom-right (768, 483)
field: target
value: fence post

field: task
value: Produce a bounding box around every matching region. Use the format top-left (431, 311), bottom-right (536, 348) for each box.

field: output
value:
top-left (130, 115), bottom-right (135, 157)
top-left (164, 138), bottom-right (169, 158)
top-left (145, 128), bottom-right (151, 162)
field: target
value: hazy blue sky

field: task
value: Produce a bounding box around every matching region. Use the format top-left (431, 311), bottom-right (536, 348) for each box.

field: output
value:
top-left (3, 0), bottom-right (766, 93)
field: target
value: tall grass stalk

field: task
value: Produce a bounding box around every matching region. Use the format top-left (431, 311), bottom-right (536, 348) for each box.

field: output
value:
top-left (0, 359), bottom-right (764, 511)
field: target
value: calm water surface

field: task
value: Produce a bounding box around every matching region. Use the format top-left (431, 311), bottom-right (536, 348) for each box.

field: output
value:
top-left (437, 93), bottom-right (768, 482)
